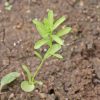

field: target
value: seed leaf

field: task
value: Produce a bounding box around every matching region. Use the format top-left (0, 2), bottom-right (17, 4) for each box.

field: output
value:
top-left (32, 19), bottom-right (48, 38)
top-left (0, 72), bottom-right (20, 89)
top-left (44, 44), bottom-right (61, 59)
top-left (53, 16), bottom-right (66, 30)
top-left (22, 65), bottom-right (32, 82)
top-left (57, 27), bottom-right (72, 37)
top-left (34, 39), bottom-right (48, 49)
top-left (21, 81), bottom-right (35, 92)
top-left (51, 35), bottom-right (64, 45)
top-left (53, 54), bottom-right (63, 59)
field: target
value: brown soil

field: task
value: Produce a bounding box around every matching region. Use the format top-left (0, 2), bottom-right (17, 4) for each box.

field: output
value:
top-left (0, 0), bottom-right (100, 100)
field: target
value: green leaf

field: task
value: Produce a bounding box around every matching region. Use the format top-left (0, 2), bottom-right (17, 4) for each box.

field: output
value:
top-left (48, 10), bottom-right (53, 29)
top-left (32, 19), bottom-right (48, 38)
top-left (34, 51), bottom-right (42, 60)
top-left (21, 81), bottom-right (35, 92)
top-left (43, 18), bottom-right (50, 30)
top-left (53, 16), bottom-right (66, 30)
top-left (51, 35), bottom-right (64, 45)
top-left (53, 54), bottom-right (63, 59)
top-left (4, 2), bottom-right (12, 11)
top-left (0, 72), bottom-right (20, 89)
top-left (44, 44), bottom-right (61, 59)
top-left (22, 65), bottom-right (32, 83)
top-left (5, 5), bottom-right (12, 11)
top-left (57, 27), bottom-right (72, 37)
top-left (34, 39), bottom-right (48, 49)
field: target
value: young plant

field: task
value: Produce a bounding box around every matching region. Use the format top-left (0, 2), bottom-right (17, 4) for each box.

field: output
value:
top-left (21, 65), bottom-right (42, 92)
top-left (21, 10), bottom-right (71, 92)
top-left (0, 72), bottom-right (20, 92)
top-left (4, 1), bottom-right (12, 11)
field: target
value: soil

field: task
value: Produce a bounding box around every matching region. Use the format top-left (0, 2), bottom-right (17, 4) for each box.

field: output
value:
top-left (0, 0), bottom-right (100, 100)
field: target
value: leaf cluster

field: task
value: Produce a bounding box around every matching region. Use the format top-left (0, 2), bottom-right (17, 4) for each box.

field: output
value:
top-left (33, 10), bottom-right (71, 60)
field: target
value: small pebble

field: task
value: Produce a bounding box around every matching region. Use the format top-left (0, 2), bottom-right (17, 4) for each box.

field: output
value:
top-left (44, 48), bottom-right (47, 52)
top-left (16, 22), bottom-right (23, 29)
top-left (39, 93), bottom-right (47, 99)
top-left (8, 93), bottom-right (14, 99)
top-left (66, 98), bottom-right (69, 100)
top-left (79, 1), bottom-right (84, 7)
top-left (13, 42), bottom-right (17, 46)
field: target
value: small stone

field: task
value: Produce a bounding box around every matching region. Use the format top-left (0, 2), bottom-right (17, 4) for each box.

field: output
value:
top-left (66, 98), bottom-right (69, 100)
top-left (16, 22), bottom-right (23, 29)
top-left (87, 43), bottom-right (94, 50)
top-left (79, 1), bottom-right (84, 7)
top-left (72, 25), bottom-right (79, 33)
top-left (44, 48), bottom-right (47, 52)
top-left (93, 78), bottom-right (100, 84)
top-left (0, 9), bottom-right (2, 13)
top-left (8, 93), bottom-right (14, 99)
top-left (39, 93), bottom-right (47, 99)
top-left (47, 94), bottom-right (56, 100)
top-left (26, 9), bottom-right (31, 13)
top-left (17, 39), bottom-right (22, 44)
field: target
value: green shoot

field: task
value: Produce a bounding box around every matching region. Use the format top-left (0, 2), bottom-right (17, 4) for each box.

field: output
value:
top-left (33, 10), bottom-right (71, 49)
top-left (4, 1), bottom-right (12, 11)
top-left (21, 10), bottom-right (71, 92)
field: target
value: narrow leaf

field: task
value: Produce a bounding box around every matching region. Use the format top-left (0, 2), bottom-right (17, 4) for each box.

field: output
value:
top-left (44, 44), bottom-right (61, 59)
top-left (57, 27), bottom-right (72, 37)
top-left (34, 39), bottom-right (48, 49)
top-left (53, 54), bottom-right (63, 59)
top-left (0, 72), bottom-right (20, 89)
top-left (21, 81), bottom-right (35, 92)
top-left (51, 35), bottom-right (64, 45)
top-left (22, 65), bottom-right (32, 82)
top-left (32, 19), bottom-right (48, 38)
top-left (48, 10), bottom-right (53, 29)
top-left (34, 51), bottom-right (42, 60)
top-left (53, 16), bottom-right (66, 30)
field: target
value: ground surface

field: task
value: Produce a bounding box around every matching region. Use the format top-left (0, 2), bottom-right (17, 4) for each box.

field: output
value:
top-left (0, 0), bottom-right (100, 100)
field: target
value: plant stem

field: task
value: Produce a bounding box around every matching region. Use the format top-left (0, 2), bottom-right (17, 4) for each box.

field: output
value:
top-left (50, 35), bottom-right (53, 48)
top-left (33, 59), bottom-right (45, 79)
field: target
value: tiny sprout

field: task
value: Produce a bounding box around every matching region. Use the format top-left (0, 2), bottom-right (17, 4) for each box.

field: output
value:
top-left (21, 10), bottom-right (71, 92)
top-left (4, 1), bottom-right (12, 11)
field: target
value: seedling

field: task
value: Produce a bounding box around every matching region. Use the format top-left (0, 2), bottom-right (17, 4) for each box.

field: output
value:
top-left (21, 65), bottom-right (43, 92)
top-left (21, 10), bottom-right (71, 92)
top-left (4, 1), bottom-right (12, 11)
top-left (0, 72), bottom-right (20, 92)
